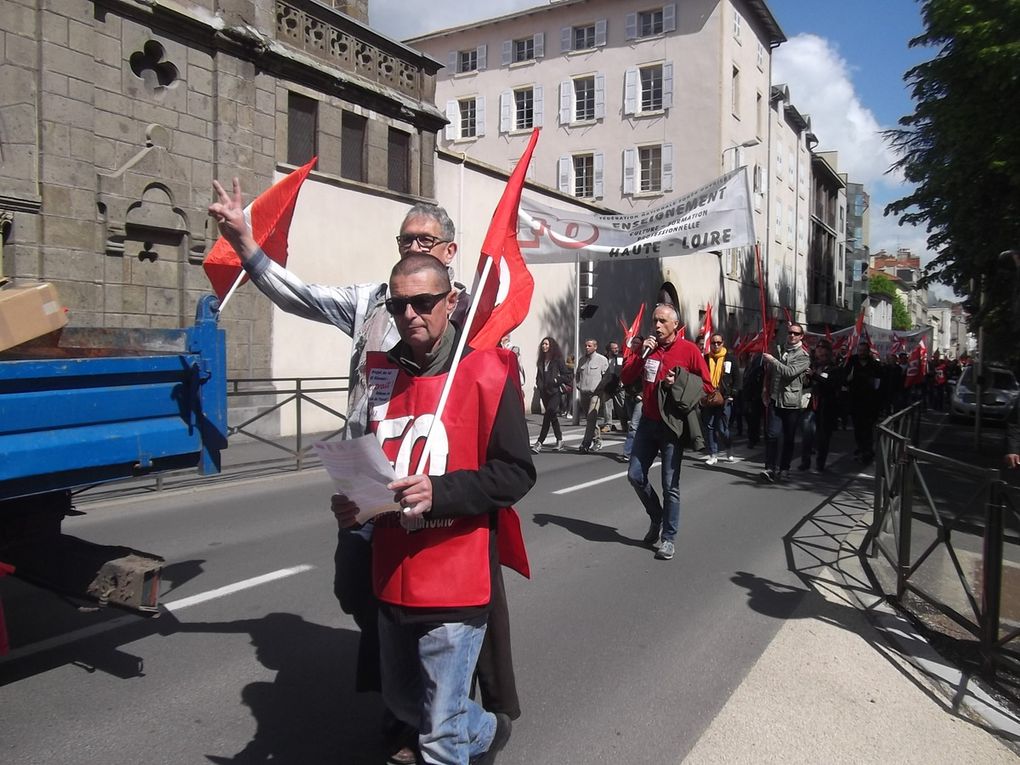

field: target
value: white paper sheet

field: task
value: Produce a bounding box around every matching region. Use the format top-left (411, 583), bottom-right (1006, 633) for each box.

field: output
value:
top-left (314, 437), bottom-right (400, 525)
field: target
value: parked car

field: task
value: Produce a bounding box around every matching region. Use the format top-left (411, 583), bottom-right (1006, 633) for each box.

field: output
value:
top-left (950, 364), bottom-right (1019, 421)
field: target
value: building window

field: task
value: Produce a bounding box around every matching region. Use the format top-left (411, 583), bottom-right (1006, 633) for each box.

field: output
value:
top-left (573, 153), bottom-right (594, 198)
top-left (458, 49), bottom-right (477, 73)
top-left (503, 33), bottom-right (544, 65)
top-left (340, 111), bottom-right (366, 182)
top-left (574, 24), bottom-right (596, 50)
top-left (574, 76), bottom-right (595, 120)
top-left (459, 98), bottom-right (477, 137)
top-left (731, 66), bottom-right (740, 117)
top-left (626, 5), bottom-right (676, 39)
top-left (733, 11), bottom-right (742, 42)
top-left (561, 20), bottom-right (607, 52)
top-left (756, 91), bottom-right (764, 138)
top-left (753, 163), bottom-right (764, 194)
top-left (641, 65), bottom-right (663, 111)
top-left (514, 87), bottom-right (534, 130)
top-left (625, 63), bottom-right (672, 114)
top-left (387, 128), bottom-right (410, 194)
top-left (639, 145), bottom-right (662, 193)
top-left (639, 9), bottom-right (664, 37)
top-left (756, 42), bottom-right (766, 70)
top-left (287, 92), bottom-right (317, 166)
top-left (514, 37), bottom-right (534, 62)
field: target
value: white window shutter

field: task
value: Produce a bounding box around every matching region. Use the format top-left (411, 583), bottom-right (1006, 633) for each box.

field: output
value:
top-left (558, 156), bottom-right (571, 193)
top-left (534, 32), bottom-right (544, 58)
top-left (534, 85), bottom-right (544, 127)
top-left (500, 91), bottom-right (512, 133)
top-left (445, 100), bottom-right (458, 140)
top-left (448, 51), bottom-right (457, 72)
top-left (625, 12), bottom-right (637, 40)
top-left (662, 61), bottom-right (674, 109)
top-left (662, 143), bottom-right (674, 192)
top-left (560, 80), bottom-right (572, 124)
top-left (594, 152), bottom-right (604, 198)
top-left (477, 44), bottom-right (487, 71)
top-left (624, 68), bottom-right (637, 115)
top-left (475, 96), bottom-right (486, 136)
top-left (663, 3), bottom-right (677, 33)
top-left (623, 148), bottom-right (636, 194)
top-left (561, 26), bottom-right (572, 53)
top-left (595, 19), bottom-right (607, 46)
top-left (594, 73), bottom-right (606, 119)
top-left (502, 40), bottom-right (512, 65)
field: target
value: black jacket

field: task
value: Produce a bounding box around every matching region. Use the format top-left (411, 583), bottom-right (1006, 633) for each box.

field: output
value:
top-left (535, 356), bottom-right (568, 402)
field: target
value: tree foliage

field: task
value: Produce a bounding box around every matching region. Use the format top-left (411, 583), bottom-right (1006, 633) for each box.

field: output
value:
top-left (868, 272), bottom-right (913, 330)
top-left (885, 0), bottom-right (1020, 357)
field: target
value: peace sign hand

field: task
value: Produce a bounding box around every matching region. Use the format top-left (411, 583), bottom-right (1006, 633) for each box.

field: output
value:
top-left (209, 177), bottom-right (258, 261)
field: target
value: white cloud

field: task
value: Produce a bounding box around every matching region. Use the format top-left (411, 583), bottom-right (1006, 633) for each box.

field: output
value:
top-left (371, 0), bottom-right (538, 40)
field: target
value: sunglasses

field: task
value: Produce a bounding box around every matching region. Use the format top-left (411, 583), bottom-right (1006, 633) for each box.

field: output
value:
top-left (395, 233), bottom-right (449, 249)
top-left (710, 340), bottom-right (723, 345)
top-left (384, 291), bottom-right (450, 316)
top-left (789, 331), bottom-right (803, 337)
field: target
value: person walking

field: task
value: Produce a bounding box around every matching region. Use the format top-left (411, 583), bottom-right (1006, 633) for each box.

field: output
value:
top-left (742, 352), bottom-right (765, 449)
top-left (620, 304), bottom-right (712, 561)
top-left (847, 341), bottom-right (883, 465)
top-left (532, 337), bottom-right (568, 453)
top-left (576, 338), bottom-right (609, 452)
top-left (759, 323), bottom-right (811, 483)
top-left (798, 340), bottom-right (842, 473)
top-left (702, 334), bottom-right (738, 465)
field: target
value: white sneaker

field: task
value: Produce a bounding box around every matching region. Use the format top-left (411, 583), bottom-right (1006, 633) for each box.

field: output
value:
top-left (705, 455), bottom-right (718, 466)
top-left (725, 453), bottom-right (735, 463)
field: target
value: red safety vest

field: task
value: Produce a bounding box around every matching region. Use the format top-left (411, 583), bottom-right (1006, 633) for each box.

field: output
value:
top-left (365, 348), bottom-right (519, 608)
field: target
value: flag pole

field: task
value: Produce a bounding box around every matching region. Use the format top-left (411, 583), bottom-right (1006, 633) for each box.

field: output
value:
top-left (412, 255), bottom-right (495, 476)
top-left (217, 270), bottom-right (246, 312)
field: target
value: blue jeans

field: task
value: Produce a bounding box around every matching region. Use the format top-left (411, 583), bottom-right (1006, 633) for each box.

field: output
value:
top-left (764, 405), bottom-right (801, 472)
top-left (627, 417), bottom-right (683, 541)
top-left (702, 402), bottom-right (731, 456)
top-left (379, 611), bottom-right (495, 764)
top-left (623, 399), bottom-right (643, 458)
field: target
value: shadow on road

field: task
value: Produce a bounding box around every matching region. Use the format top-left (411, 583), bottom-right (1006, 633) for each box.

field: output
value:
top-left (532, 512), bottom-right (648, 548)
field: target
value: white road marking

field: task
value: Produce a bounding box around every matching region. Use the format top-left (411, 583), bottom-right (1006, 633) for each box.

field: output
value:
top-left (553, 462), bottom-right (660, 495)
top-left (0, 565), bottom-right (316, 663)
top-left (164, 564), bottom-right (315, 612)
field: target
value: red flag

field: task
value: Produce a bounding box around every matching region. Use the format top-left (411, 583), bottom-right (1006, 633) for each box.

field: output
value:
top-left (782, 306), bottom-right (793, 326)
top-left (466, 130), bottom-right (538, 349)
top-left (904, 338), bottom-right (928, 387)
top-left (847, 303), bottom-right (867, 357)
top-left (678, 325), bottom-right (686, 340)
top-left (203, 157), bottom-right (318, 301)
top-left (699, 302), bottom-right (713, 354)
top-left (621, 304), bottom-right (646, 360)
top-left (825, 325), bottom-right (833, 345)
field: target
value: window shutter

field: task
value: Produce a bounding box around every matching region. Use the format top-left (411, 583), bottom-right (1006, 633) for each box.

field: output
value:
top-left (625, 12), bottom-right (637, 40)
top-left (448, 51), bottom-right (458, 72)
top-left (500, 91), bottom-right (512, 133)
top-left (558, 156), bottom-right (571, 193)
top-left (561, 26), bottom-right (572, 53)
top-left (534, 32), bottom-right (544, 58)
top-left (475, 96), bottom-right (486, 136)
top-left (662, 143), bottom-right (674, 192)
top-left (594, 73), bottom-right (606, 119)
top-left (534, 85), bottom-right (544, 127)
top-left (560, 80), bottom-right (572, 124)
top-left (595, 19), bottom-right (607, 46)
top-left (594, 152), bottom-right (604, 198)
top-left (624, 68), bottom-right (637, 115)
top-left (662, 61), bottom-right (674, 110)
top-left (502, 40), bottom-right (512, 65)
top-left (477, 44), bottom-right (487, 71)
top-left (445, 100), bottom-right (458, 140)
top-left (623, 148), bottom-right (636, 194)
top-left (663, 3), bottom-right (677, 33)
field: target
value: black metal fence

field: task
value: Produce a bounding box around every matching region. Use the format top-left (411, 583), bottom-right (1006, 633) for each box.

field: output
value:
top-left (868, 403), bottom-right (1020, 676)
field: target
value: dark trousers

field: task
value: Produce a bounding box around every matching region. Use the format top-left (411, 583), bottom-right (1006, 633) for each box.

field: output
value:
top-left (537, 395), bottom-right (562, 444)
top-left (764, 405), bottom-right (801, 472)
top-left (800, 409), bottom-right (836, 469)
top-left (851, 410), bottom-right (876, 461)
top-left (745, 399), bottom-right (763, 448)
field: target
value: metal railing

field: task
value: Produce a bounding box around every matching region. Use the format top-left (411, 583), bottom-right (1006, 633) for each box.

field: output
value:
top-left (868, 403), bottom-right (1020, 676)
top-left (225, 376), bottom-right (350, 470)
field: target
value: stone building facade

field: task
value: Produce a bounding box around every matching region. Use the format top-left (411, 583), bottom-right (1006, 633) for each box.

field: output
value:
top-left (0, 0), bottom-right (443, 376)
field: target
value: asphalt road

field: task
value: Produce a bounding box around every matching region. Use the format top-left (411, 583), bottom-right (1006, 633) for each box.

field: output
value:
top-left (1, 424), bottom-right (866, 764)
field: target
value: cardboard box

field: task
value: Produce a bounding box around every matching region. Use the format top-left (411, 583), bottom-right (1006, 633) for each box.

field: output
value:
top-left (0, 283), bottom-right (68, 352)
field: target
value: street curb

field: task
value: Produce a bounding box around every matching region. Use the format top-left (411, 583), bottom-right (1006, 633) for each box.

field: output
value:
top-left (830, 475), bottom-right (1020, 742)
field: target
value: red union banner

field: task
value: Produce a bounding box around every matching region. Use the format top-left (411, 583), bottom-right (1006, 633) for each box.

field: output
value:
top-left (517, 167), bottom-right (755, 263)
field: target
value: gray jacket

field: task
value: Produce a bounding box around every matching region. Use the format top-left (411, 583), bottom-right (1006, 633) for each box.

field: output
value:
top-left (767, 344), bottom-right (811, 409)
top-left (657, 366), bottom-right (706, 451)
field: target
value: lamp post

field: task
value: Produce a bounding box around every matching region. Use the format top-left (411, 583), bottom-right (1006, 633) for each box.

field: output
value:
top-left (721, 137), bottom-right (761, 171)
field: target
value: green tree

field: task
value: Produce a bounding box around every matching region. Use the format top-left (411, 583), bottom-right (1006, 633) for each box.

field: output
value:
top-left (868, 272), bottom-right (913, 330)
top-left (885, 0), bottom-right (1020, 359)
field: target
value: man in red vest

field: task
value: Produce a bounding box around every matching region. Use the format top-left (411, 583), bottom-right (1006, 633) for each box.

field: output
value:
top-left (332, 255), bottom-right (535, 765)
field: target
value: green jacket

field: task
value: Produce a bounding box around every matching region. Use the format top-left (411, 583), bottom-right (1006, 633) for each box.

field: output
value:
top-left (657, 365), bottom-right (706, 451)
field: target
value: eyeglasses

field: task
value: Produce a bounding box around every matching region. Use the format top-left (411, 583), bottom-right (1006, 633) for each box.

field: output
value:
top-left (789, 331), bottom-right (803, 337)
top-left (395, 233), bottom-right (449, 249)
top-left (384, 291), bottom-right (450, 316)
top-left (710, 340), bottom-right (723, 345)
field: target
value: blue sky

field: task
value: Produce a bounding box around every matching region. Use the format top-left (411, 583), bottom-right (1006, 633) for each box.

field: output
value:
top-left (372, 0), bottom-right (939, 268)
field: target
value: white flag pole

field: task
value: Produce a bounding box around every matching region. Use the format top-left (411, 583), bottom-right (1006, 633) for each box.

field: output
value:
top-left (217, 269), bottom-right (246, 313)
top-left (412, 255), bottom-right (494, 476)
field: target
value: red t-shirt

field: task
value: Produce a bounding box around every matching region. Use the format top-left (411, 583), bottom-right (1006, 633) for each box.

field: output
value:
top-left (620, 338), bottom-right (712, 421)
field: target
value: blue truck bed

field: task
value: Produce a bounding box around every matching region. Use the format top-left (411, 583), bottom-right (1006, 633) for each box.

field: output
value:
top-left (0, 296), bottom-right (227, 500)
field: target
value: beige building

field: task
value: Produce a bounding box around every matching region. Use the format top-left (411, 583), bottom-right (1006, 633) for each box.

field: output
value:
top-left (808, 150), bottom-right (848, 329)
top-left (407, 0), bottom-right (790, 337)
